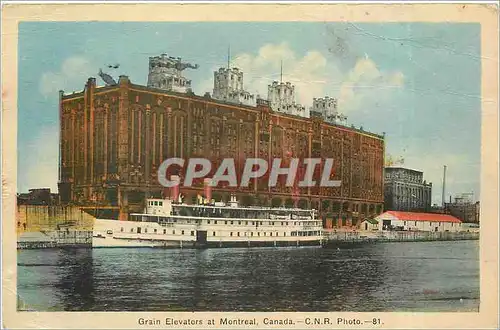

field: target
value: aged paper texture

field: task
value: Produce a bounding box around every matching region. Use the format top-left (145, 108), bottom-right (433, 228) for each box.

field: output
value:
top-left (2, 3), bottom-right (499, 329)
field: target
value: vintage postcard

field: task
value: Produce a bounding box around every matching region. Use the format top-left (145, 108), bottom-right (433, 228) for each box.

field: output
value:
top-left (1, 3), bottom-right (499, 329)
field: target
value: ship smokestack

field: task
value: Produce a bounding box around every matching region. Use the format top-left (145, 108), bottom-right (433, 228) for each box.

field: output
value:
top-left (171, 175), bottom-right (180, 202)
top-left (204, 178), bottom-right (212, 202)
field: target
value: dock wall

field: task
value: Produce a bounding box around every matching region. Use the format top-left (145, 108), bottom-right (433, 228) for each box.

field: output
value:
top-left (323, 230), bottom-right (479, 246)
top-left (16, 205), bottom-right (94, 249)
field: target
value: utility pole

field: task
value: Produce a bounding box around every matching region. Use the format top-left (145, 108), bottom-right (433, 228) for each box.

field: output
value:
top-left (442, 165), bottom-right (447, 208)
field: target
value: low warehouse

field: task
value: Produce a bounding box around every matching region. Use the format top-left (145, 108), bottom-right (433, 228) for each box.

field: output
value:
top-left (376, 211), bottom-right (462, 232)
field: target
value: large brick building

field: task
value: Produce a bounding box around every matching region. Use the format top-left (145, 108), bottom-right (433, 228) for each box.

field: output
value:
top-left (58, 57), bottom-right (385, 226)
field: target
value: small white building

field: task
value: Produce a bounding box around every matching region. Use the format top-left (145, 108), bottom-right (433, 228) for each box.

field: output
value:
top-left (359, 218), bottom-right (379, 231)
top-left (376, 211), bottom-right (462, 232)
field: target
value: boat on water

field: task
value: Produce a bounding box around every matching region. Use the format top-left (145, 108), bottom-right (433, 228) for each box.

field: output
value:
top-left (93, 195), bottom-right (323, 248)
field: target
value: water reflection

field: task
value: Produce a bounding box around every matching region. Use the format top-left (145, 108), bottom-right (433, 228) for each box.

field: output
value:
top-left (17, 241), bottom-right (479, 312)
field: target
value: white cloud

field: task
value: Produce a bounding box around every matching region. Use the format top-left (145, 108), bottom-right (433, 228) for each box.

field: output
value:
top-left (19, 126), bottom-right (59, 193)
top-left (39, 56), bottom-right (95, 98)
top-left (338, 56), bottom-right (405, 114)
top-left (196, 42), bottom-right (404, 114)
top-left (231, 42), bottom-right (334, 107)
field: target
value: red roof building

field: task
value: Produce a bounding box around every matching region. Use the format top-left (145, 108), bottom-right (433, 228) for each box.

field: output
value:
top-left (376, 211), bottom-right (462, 232)
top-left (384, 211), bottom-right (461, 223)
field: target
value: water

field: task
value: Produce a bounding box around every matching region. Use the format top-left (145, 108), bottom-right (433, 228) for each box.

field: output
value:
top-left (17, 240), bottom-right (479, 312)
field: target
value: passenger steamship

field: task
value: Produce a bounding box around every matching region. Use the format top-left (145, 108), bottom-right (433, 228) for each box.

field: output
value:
top-left (93, 194), bottom-right (323, 248)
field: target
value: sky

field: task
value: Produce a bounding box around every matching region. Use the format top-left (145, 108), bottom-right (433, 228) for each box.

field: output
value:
top-left (17, 22), bottom-right (481, 205)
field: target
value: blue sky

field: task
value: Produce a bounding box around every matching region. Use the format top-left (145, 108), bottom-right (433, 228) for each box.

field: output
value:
top-left (18, 22), bottom-right (481, 204)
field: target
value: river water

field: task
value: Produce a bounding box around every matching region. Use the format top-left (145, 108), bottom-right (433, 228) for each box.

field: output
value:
top-left (17, 240), bottom-right (479, 312)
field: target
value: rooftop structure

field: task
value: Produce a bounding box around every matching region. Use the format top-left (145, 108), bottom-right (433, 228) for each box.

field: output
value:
top-left (147, 54), bottom-right (198, 93)
top-left (212, 67), bottom-right (255, 106)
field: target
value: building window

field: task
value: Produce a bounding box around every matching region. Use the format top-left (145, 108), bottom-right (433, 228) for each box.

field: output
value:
top-left (414, 221), bottom-right (417, 226)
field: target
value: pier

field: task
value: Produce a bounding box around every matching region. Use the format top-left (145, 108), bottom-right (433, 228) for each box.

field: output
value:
top-left (322, 229), bottom-right (479, 247)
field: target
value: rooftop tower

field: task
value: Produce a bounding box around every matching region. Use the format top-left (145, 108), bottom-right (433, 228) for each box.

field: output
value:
top-left (147, 54), bottom-right (199, 93)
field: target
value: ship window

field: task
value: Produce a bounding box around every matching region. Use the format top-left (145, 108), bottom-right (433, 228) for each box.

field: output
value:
top-left (144, 228), bottom-right (148, 233)
top-left (263, 232), bottom-right (266, 236)
top-left (251, 221), bottom-right (254, 225)
top-left (286, 222), bottom-right (288, 226)
top-left (213, 232), bottom-right (216, 236)
top-left (181, 230), bottom-right (185, 235)
top-left (163, 229), bottom-right (166, 234)
top-left (250, 232), bottom-right (253, 237)
top-left (245, 221), bottom-right (248, 225)
top-left (281, 222), bottom-right (284, 226)
top-left (154, 229), bottom-right (157, 233)
top-left (237, 232), bottom-right (240, 236)
top-left (225, 221), bottom-right (228, 225)
top-left (415, 221), bottom-right (417, 226)
top-left (155, 201), bottom-right (158, 206)
top-left (191, 231), bottom-right (195, 236)
top-left (207, 220), bottom-right (211, 224)
top-left (173, 230), bottom-right (176, 235)
top-left (238, 221), bottom-right (241, 225)
top-left (120, 227), bottom-right (124, 232)
top-left (260, 221), bottom-right (263, 225)
top-left (270, 232), bottom-right (273, 237)
top-left (257, 232), bottom-right (260, 236)
top-left (130, 228), bottom-right (134, 233)
top-left (230, 232), bottom-right (233, 236)
top-left (404, 221), bottom-right (407, 225)
top-left (159, 201), bottom-right (163, 206)
top-left (284, 232), bottom-right (286, 236)
top-left (215, 221), bottom-right (218, 224)
top-left (231, 221), bottom-right (234, 225)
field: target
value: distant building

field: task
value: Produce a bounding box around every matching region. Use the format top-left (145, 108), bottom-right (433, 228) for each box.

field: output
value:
top-left (212, 67), bottom-right (256, 106)
top-left (17, 188), bottom-right (59, 205)
top-left (376, 211), bottom-right (462, 232)
top-left (384, 167), bottom-right (432, 212)
top-left (445, 193), bottom-right (480, 224)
